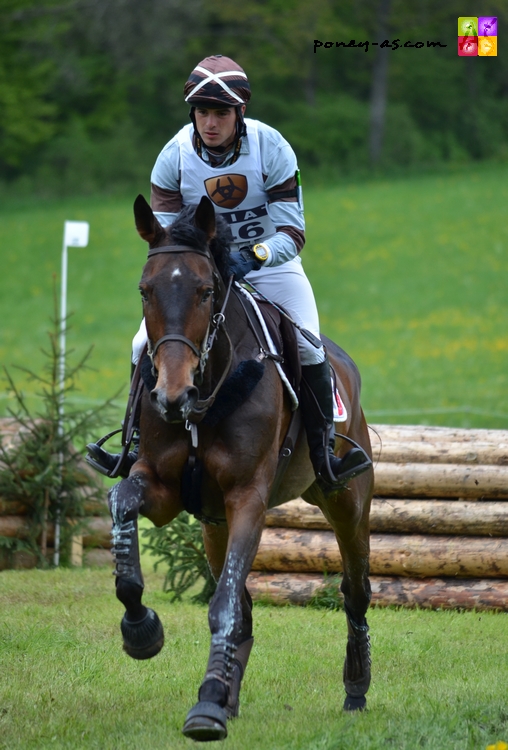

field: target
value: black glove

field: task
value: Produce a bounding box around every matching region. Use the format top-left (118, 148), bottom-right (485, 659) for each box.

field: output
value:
top-left (227, 250), bottom-right (261, 282)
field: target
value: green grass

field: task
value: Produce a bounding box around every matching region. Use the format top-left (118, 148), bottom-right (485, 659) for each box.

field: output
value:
top-left (1, 162), bottom-right (508, 428)
top-left (0, 567), bottom-right (507, 749)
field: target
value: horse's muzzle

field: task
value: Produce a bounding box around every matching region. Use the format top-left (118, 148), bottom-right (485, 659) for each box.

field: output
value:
top-left (150, 386), bottom-right (199, 423)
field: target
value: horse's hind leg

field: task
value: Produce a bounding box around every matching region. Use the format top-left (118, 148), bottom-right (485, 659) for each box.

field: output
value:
top-left (314, 468), bottom-right (373, 711)
top-left (108, 475), bottom-right (164, 660)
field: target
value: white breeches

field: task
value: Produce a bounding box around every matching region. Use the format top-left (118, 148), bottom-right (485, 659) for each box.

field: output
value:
top-left (131, 256), bottom-right (325, 366)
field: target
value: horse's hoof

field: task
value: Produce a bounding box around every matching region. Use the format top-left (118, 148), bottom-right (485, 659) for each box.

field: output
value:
top-left (182, 701), bottom-right (228, 742)
top-left (343, 694), bottom-right (367, 712)
top-left (120, 608), bottom-right (164, 660)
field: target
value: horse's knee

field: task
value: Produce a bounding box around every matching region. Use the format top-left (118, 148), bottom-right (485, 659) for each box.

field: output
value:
top-left (108, 475), bottom-right (145, 524)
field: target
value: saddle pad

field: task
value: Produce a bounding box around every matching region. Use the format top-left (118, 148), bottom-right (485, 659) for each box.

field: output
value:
top-left (333, 379), bottom-right (348, 423)
top-left (235, 284), bottom-right (299, 410)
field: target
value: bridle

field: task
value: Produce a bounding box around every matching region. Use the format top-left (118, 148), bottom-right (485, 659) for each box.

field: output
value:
top-left (145, 244), bottom-right (234, 424)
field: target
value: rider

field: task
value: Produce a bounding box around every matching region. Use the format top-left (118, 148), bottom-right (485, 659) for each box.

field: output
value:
top-left (87, 55), bottom-right (371, 487)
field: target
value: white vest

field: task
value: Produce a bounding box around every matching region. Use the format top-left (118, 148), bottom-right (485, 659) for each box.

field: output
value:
top-left (178, 119), bottom-right (277, 250)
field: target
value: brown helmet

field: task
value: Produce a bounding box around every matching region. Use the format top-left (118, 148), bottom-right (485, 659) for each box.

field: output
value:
top-left (184, 55), bottom-right (251, 108)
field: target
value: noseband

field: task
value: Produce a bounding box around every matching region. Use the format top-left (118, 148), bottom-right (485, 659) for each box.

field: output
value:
top-left (145, 244), bottom-right (234, 423)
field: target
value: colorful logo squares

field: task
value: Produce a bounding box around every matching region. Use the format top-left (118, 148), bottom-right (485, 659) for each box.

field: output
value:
top-left (457, 16), bottom-right (497, 56)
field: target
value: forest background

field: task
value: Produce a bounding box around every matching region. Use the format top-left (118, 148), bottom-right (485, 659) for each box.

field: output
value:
top-left (1, 0), bottom-right (507, 195)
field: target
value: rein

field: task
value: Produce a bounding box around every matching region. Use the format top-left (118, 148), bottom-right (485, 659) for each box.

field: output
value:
top-left (145, 244), bottom-right (234, 425)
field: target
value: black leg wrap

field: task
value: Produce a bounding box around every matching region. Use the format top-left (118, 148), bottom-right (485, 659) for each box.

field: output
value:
top-left (108, 479), bottom-right (164, 660)
top-left (183, 638), bottom-right (238, 742)
top-left (342, 606), bottom-right (371, 708)
top-left (225, 636), bottom-right (254, 718)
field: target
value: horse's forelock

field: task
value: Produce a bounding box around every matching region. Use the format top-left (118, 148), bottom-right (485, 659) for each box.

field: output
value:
top-left (170, 206), bottom-right (232, 282)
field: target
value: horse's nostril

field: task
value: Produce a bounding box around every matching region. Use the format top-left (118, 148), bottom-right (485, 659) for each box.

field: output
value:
top-left (186, 386), bottom-right (199, 405)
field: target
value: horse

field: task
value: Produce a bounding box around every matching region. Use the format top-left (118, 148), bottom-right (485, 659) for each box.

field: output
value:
top-left (107, 194), bottom-right (374, 742)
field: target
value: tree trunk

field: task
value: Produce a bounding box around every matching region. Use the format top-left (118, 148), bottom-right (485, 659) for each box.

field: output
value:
top-left (246, 572), bottom-right (508, 611)
top-left (374, 462), bottom-right (508, 498)
top-left (369, 424), bottom-right (508, 445)
top-left (266, 498), bottom-right (508, 536)
top-left (253, 528), bottom-right (508, 578)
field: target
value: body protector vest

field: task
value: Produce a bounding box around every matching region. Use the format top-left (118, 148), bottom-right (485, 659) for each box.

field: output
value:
top-left (178, 118), bottom-right (277, 251)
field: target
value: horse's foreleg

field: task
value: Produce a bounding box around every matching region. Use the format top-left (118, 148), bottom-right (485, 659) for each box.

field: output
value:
top-left (108, 474), bottom-right (164, 660)
top-left (183, 491), bottom-right (265, 741)
top-left (201, 523), bottom-right (254, 718)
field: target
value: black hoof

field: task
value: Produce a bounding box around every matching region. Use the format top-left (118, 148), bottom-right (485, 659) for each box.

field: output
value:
top-left (120, 608), bottom-right (164, 660)
top-left (343, 694), bottom-right (367, 712)
top-left (182, 701), bottom-right (228, 742)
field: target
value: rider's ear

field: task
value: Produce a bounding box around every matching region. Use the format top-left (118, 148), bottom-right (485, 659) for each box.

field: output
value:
top-left (194, 196), bottom-right (216, 242)
top-left (134, 195), bottom-right (165, 246)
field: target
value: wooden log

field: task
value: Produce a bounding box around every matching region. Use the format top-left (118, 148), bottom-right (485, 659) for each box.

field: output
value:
top-left (0, 499), bottom-right (30, 516)
top-left (369, 424), bottom-right (508, 445)
top-left (266, 498), bottom-right (508, 536)
top-left (246, 572), bottom-right (508, 611)
top-left (372, 440), bottom-right (508, 466)
top-left (0, 515), bottom-right (32, 538)
top-left (0, 549), bottom-right (38, 571)
top-left (84, 548), bottom-right (113, 567)
top-left (253, 528), bottom-right (508, 578)
top-left (82, 516), bottom-right (111, 548)
top-left (0, 496), bottom-right (107, 516)
top-left (374, 462), bottom-right (508, 499)
top-left (0, 515), bottom-right (110, 548)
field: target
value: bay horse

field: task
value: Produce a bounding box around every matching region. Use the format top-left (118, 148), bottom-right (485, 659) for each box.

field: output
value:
top-left (108, 194), bottom-right (374, 742)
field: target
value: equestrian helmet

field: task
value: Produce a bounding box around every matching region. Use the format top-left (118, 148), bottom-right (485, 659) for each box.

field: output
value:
top-left (184, 55), bottom-right (251, 108)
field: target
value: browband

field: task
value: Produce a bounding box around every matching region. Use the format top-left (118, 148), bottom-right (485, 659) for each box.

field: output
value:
top-left (147, 244), bottom-right (212, 259)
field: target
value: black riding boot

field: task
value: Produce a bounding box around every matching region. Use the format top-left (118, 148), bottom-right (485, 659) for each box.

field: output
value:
top-left (86, 362), bottom-right (140, 479)
top-left (300, 358), bottom-right (372, 487)
top-left (86, 433), bottom-right (139, 479)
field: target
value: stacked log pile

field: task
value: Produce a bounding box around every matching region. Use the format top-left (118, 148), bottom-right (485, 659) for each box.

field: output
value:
top-left (247, 424), bottom-right (508, 611)
top-left (0, 418), bottom-right (112, 569)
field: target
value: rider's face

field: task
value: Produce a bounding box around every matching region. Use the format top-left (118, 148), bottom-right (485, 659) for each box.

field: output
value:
top-left (194, 106), bottom-right (245, 149)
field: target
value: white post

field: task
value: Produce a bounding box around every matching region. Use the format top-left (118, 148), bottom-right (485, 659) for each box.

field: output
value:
top-left (54, 221), bottom-right (89, 567)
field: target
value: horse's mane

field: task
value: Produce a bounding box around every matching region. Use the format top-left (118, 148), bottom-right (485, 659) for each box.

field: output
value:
top-left (169, 205), bottom-right (232, 281)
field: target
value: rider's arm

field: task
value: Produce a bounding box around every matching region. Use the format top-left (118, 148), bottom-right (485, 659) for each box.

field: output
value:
top-left (258, 123), bottom-right (305, 267)
top-left (150, 137), bottom-right (182, 228)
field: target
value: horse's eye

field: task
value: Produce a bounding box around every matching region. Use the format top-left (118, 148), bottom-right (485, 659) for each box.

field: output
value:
top-left (201, 289), bottom-right (213, 303)
top-left (139, 288), bottom-right (148, 302)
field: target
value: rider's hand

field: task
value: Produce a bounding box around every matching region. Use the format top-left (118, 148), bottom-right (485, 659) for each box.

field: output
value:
top-left (227, 250), bottom-right (261, 282)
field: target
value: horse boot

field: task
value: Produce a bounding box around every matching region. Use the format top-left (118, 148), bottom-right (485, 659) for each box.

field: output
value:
top-left (183, 588), bottom-right (254, 741)
top-left (343, 605), bottom-right (371, 711)
top-left (225, 587), bottom-right (254, 719)
top-left (300, 358), bottom-right (372, 487)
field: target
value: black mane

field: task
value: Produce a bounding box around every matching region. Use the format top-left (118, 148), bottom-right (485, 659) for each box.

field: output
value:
top-left (169, 205), bottom-right (232, 281)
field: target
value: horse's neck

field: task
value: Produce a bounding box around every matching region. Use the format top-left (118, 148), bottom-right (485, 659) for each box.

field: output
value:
top-left (210, 291), bottom-right (252, 375)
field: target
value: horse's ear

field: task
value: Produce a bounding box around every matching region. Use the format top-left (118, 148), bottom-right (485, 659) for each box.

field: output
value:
top-left (194, 196), bottom-right (216, 242)
top-left (134, 194), bottom-right (164, 245)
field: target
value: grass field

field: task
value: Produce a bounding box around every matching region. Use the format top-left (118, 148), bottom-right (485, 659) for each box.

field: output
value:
top-left (0, 566), bottom-right (507, 750)
top-left (1, 161), bottom-right (507, 428)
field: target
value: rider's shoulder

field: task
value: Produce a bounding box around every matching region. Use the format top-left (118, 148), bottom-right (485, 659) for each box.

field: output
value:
top-left (247, 118), bottom-right (291, 149)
